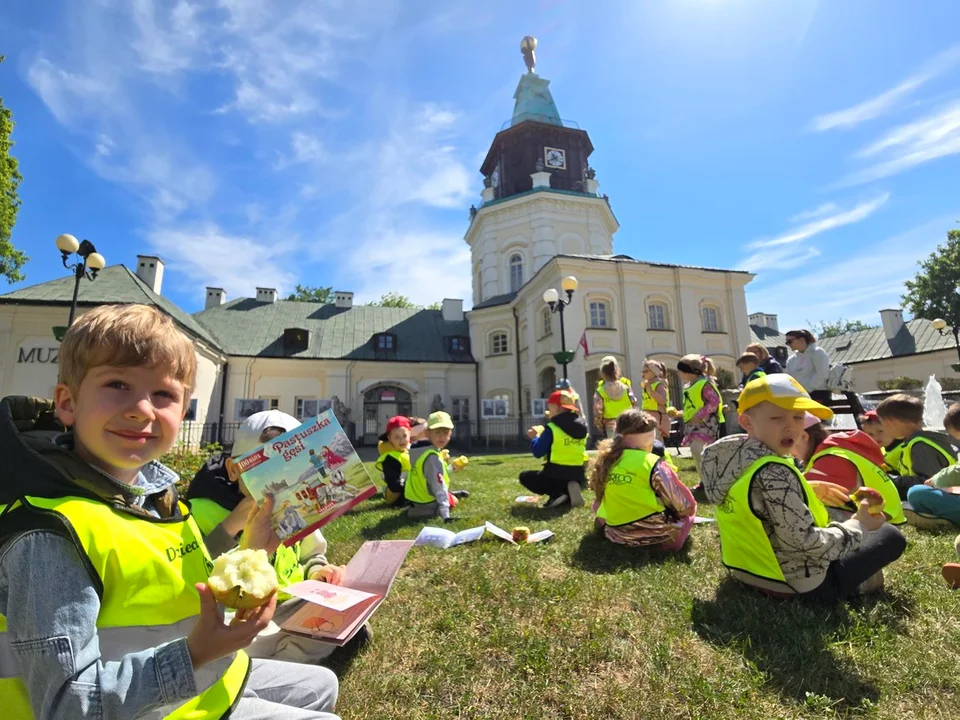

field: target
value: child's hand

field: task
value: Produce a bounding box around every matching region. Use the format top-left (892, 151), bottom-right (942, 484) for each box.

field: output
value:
top-left (808, 481), bottom-right (852, 508)
top-left (239, 495), bottom-right (280, 554)
top-left (527, 427), bottom-right (539, 439)
top-left (310, 564), bottom-right (347, 585)
top-left (855, 499), bottom-right (886, 531)
top-left (187, 582), bottom-right (276, 670)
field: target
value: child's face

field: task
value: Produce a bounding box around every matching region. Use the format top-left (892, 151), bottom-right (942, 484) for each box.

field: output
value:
top-left (739, 401), bottom-right (806, 455)
top-left (387, 426), bottom-right (411, 451)
top-left (428, 427), bottom-right (452, 449)
top-left (792, 430), bottom-right (813, 463)
top-left (55, 364), bottom-right (187, 484)
top-left (678, 371), bottom-right (698, 385)
top-left (880, 417), bottom-right (915, 441)
top-left (546, 402), bottom-right (562, 418)
top-left (737, 362), bottom-right (758, 375)
top-left (641, 366), bottom-right (653, 380)
top-left (947, 426), bottom-right (960, 442)
top-left (862, 422), bottom-right (889, 447)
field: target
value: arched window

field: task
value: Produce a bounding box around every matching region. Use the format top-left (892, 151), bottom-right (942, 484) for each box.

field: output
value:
top-left (589, 300), bottom-right (609, 328)
top-left (539, 367), bottom-right (557, 397)
top-left (509, 253), bottom-right (524, 293)
top-left (541, 307), bottom-right (552, 336)
top-left (490, 332), bottom-right (509, 355)
top-left (648, 303), bottom-right (667, 330)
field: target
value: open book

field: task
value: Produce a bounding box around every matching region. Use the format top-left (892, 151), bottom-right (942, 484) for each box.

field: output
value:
top-left (281, 540), bottom-right (414, 645)
top-left (414, 521), bottom-right (554, 548)
top-left (235, 410), bottom-right (377, 546)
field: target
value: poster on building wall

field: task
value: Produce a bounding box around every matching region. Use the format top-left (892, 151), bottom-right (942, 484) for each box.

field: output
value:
top-left (235, 398), bottom-right (269, 420)
top-left (299, 399), bottom-right (333, 420)
top-left (481, 399), bottom-right (509, 418)
top-left (531, 398), bottom-right (547, 417)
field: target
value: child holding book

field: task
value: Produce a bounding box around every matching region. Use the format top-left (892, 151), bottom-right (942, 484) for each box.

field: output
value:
top-left (701, 374), bottom-right (906, 602)
top-left (188, 409), bottom-right (365, 665)
top-left (876, 394), bottom-right (959, 505)
top-left (591, 409), bottom-right (696, 549)
top-left (0, 305), bottom-right (340, 719)
top-left (522, 390), bottom-right (589, 508)
top-left (405, 412), bottom-right (469, 520)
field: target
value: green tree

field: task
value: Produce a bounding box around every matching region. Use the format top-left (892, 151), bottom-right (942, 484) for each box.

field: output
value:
top-left (368, 292), bottom-right (420, 308)
top-left (807, 318), bottom-right (877, 339)
top-left (903, 229), bottom-right (960, 322)
top-left (285, 284), bottom-right (333, 303)
top-left (0, 56), bottom-right (27, 284)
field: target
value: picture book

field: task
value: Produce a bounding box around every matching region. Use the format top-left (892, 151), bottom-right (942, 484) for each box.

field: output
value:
top-left (281, 540), bottom-right (414, 645)
top-left (414, 521), bottom-right (553, 548)
top-left (235, 409), bottom-right (377, 546)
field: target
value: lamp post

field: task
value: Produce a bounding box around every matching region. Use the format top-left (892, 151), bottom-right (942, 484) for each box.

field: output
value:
top-left (932, 318), bottom-right (960, 368)
top-left (542, 275), bottom-right (578, 378)
top-left (56, 234), bottom-right (106, 330)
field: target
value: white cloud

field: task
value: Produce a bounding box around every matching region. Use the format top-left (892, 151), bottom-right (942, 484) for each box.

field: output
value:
top-left (810, 44), bottom-right (960, 132)
top-left (747, 194), bottom-right (889, 249)
top-left (787, 202), bottom-right (840, 223)
top-left (746, 216), bottom-right (955, 329)
top-left (737, 246), bottom-right (821, 272)
top-left (25, 59), bottom-right (116, 126)
top-left (130, 0), bottom-right (206, 74)
top-left (837, 102), bottom-right (960, 186)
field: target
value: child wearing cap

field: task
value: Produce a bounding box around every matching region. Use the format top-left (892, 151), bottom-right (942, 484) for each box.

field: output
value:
top-left (858, 410), bottom-right (903, 472)
top-left (523, 390), bottom-right (589, 508)
top-left (375, 415), bottom-right (421, 506)
top-left (187, 410), bottom-right (363, 664)
top-left (405, 411), bottom-right (469, 520)
top-left (593, 356), bottom-right (638, 439)
top-left (591, 409), bottom-right (696, 549)
top-left (876, 394), bottom-right (959, 505)
top-left (700, 374), bottom-right (906, 602)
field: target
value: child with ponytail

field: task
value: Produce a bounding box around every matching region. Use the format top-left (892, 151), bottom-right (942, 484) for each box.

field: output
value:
top-left (677, 354), bottom-right (724, 476)
top-left (590, 409), bottom-right (697, 549)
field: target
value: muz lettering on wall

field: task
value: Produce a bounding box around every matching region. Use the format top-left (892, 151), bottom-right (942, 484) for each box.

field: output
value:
top-left (18, 347), bottom-right (59, 364)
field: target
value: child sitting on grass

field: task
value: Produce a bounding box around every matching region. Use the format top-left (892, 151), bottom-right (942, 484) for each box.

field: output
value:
top-left (701, 374), bottom-right (906, 602)
top-left (0, 304), bottom-right (340, 719)
top-left (876, 394), bottom-right (959, 508)
top-left (522, 390), bottom-right (589, 508)
top-left (405, 412), bottom-right (469, 520)
top-left (904, 403), bottom-right (960, 531)
top-left (187, 409), bottom-right (367, 665)
top-left (859, 410), bottom-right (903, 473)
top-left (374, 415), bottom-right (427, 505)
top-left (591, 409), bottom-right (696, 549)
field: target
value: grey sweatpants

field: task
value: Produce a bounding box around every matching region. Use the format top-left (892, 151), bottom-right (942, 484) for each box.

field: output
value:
top-left (231, 658), bottom-right (340, 719)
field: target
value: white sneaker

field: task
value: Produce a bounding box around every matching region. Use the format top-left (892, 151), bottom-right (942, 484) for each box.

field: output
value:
top-left (567, 481), bottom-right (584, 507)
top-left (544, 494), bottom-right (569, 508)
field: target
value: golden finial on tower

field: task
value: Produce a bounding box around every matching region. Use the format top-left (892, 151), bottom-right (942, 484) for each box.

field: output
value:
top-left (521, 36), bottom-right (537, 73)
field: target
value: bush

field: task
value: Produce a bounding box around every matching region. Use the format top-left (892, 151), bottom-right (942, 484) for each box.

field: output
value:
top-left (715, 367), bottom-right (736, 390)
top-left (940, 377), bottom-right (960, 391)
top-left (877, 377), bottom-right (923, 391)
top-left (160, 442), bottom-right (222, 495)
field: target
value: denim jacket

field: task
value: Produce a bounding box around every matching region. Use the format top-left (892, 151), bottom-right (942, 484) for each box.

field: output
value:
top-left (0, 422), bottom-right (237, 719)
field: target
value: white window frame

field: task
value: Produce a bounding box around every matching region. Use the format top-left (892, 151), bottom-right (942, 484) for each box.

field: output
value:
top-left (259, 396), bottom-right (280, 411)
top-left (589, 300), bottom-right (609, 328)
top-left (702, 305), bottom-right (720, 333)
top-left (490, 331), bottom-right (509, 356)
top-left (509, 253), bottom-right (524, 293)
top-left (648, 303), bottom-right (667, 330)
top-left (541, 307), bottom-right (552, 337)
top-left (451, 396), bottom-right (471, 422)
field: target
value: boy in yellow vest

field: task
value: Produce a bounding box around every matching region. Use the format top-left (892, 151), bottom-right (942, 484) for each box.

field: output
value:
top-left (0, 305), bottom-right (340, 719)
top-left (405, 411), bottom-right (469, 520)
top-left (700, 374), bottom-right (906, 602)
top-left (188, 410), bottom-right (369, 666)
top-left (522, 390), bottom-right (589, 508)
top-left (905, 403), bottom-right (960, 533)
top-left (876, 394), bottom-right (959, 507)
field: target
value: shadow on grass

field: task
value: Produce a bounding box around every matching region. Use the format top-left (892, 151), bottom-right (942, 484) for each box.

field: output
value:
top-left (569, 526), bottom-right (693, 573)
top-left (359, 511), bottom-right (420, 540)
top-left (509, 504), bottom-right (576, 521)
top-left (690, 577), bottom-right (915, 710)
top-left (474, 459), bottom-right (506, 467)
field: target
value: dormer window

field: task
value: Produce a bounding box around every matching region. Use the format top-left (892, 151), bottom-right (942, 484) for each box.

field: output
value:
top-left (372, 333), bottom-right (397, 353)
top-left (448, 336), bottom-right (470, 355)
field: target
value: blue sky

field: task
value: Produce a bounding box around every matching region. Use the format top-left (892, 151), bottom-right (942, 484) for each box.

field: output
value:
top-left (2, 0), bottom-right (959, 330)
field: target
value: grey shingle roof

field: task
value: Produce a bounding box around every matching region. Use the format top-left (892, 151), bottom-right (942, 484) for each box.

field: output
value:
top-left (472, 292), bottom-right (518, 310)
top-left (194, 299), bottom-right (474, 363)
top-left (750, 325), bottom-right (788, 349)
top-left (817, 318), bottom-right (956, 364)
top-left (558, 253), bottom-right (753, 276)
top-left (0, 265), bottom-right (222, 349)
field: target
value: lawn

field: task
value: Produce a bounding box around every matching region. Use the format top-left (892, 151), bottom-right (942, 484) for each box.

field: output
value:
top-left (177, 449), bottom-right (960, 719)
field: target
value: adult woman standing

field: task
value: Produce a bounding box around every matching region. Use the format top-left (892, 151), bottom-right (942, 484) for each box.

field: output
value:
top-left (785, 329), bottom-right (832, 404)
top-left (744, 342), bottom-right (783, 375)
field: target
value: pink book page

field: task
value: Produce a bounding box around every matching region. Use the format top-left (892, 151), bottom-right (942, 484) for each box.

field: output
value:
top-left (283, 579), bottom-right (378, 611)
top-left (344, 540), bottom-right (415, 595)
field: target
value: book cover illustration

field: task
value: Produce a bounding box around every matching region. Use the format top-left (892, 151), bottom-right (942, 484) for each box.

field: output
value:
top-left (235, 409), bottom-right (377, 545)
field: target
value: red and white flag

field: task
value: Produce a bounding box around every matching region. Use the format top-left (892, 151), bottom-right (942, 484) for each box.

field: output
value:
top-left (578, 330), bottom-right (589, 358)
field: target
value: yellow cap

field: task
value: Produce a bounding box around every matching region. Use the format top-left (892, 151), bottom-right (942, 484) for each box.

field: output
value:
top-left (737, 374), bottom-right (834, 420)
top-left (427, 411), bottom-right (455, 429)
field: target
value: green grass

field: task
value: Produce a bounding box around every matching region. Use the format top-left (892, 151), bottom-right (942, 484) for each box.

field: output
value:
top-left (313, 453), bottom-right (960, 719)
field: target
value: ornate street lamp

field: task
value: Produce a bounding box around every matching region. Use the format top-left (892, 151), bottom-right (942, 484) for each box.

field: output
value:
top-left (543, 275), bottom-right (578, 378)
top-left (56, 233), bottom-right (106, 332)
top-left (932, 317), bottom-right (960, 370)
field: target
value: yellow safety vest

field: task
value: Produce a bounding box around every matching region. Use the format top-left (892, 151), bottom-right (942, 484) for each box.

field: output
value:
top-left (376, 449), bottom-right (410, 475)
top-left (808, 447), bottom-right (905, 525)
top-left (715, 456), bottom-right (829, 584)
top-left (641, 380), bottom-right (668, 412)
top-left (0, 495), bottom-right (250, 719)
top-left (405, 448), bottom-right (448, 505)
top-left (899, 435), bottom-right (957, 476)
top-left (597, 379), bottom-right (634, 419)
top-left (596, 449), bottom-right (664, 526)
top-left (682, 377), bottom-right (725, 424)
top-left (883, 443), bottom-right (903, 473)
top-left (547, 422), bottom-right (587, 466)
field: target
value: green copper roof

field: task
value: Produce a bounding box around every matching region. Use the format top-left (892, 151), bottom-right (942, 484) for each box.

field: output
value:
top-left (511, 72), bottom-right (562, 127)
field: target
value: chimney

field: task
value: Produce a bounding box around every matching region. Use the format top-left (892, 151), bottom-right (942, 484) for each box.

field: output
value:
top-left (136, 255), bottom-right (164, 295)
top-left (256, 287), bottom-right (277, 304)
top-left (880, 308), bottom-right (904, 341)
top-left (205, 287), bottom-right (225, 310)
top-left (335, 291), bottom-right (353, 309)
top-left (441, 298), bottom-right (464, 322)
top-left (749, 312), bottom-right (779, 332)
top-left (764, 314), bottom-right (779, 333)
